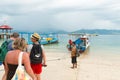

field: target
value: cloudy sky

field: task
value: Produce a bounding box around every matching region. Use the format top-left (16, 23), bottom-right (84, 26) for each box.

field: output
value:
top-left (0, 0), bottom-right (120, 32)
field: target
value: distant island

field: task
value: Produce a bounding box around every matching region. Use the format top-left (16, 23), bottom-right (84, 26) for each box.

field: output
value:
top-left (71, 29), bottom-right (120, 35)
top-left (13, 29), bottom-right (120, 35)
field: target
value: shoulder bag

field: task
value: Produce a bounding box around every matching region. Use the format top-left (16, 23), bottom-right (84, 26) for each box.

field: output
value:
top-left (11, 52), bottom-right (32, 80)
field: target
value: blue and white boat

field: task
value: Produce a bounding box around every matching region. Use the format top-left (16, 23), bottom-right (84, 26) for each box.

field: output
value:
top-left (75, 35), bottom-right (90, 53)
top-left (67, 34), bottom-right (90, 53)
top-left (40, 35), bottom-right (58, 45)
top-left (31, 34), bottom-right (59, 45)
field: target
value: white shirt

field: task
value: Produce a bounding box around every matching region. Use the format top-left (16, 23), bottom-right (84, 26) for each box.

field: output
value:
top-left (27, 44), bottom-right (44, 53)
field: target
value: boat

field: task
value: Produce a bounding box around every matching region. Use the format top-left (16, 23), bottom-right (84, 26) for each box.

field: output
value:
top-left (67, 34), bottom-right (90, 53)
top-left (38, 34), bottom-right (58, 45)
top-left (75, 35), bottom-right (90, 53)
top-left (40, 36), bottom-right (58, 45)
top-left (20, 32), bottom-right (58, 45)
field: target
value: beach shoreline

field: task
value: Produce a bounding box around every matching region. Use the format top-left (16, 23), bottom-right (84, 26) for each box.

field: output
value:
top-left (0, 51), bottom-right (120, 80)
top-left (42, 50), bottom-right (120, 80)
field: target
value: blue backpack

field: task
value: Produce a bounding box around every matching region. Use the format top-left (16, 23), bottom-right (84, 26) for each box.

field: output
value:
top-left (0, 40), bottom-right (13, 64)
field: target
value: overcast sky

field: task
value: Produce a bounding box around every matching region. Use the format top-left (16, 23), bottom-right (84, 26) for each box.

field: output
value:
top-left (0, 0), bottom-right (120, 32)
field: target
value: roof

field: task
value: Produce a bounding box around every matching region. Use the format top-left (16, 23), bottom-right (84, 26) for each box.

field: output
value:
top-left (0, 25), bottom-right (13, 30)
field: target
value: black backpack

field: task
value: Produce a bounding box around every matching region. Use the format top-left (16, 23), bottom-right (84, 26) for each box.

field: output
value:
top-left (30, 44), bottom-right (42, 64)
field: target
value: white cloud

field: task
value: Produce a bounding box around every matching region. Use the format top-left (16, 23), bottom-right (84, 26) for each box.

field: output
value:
top-left (52, 11), bottom-right (95, 30)
top-left (50, 0), bottom-right (106, 8)
top-left (93, 20), bottom-right (115, 29)
top-left (0, 0), bottom-right (120, 32)
top-left (0, 15), bottom-right (10, 25)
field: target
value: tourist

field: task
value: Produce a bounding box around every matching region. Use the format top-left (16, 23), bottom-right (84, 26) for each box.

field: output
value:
top-left (2, 32), bottom-right (19, 80)
top-left (27, 33), bottom-right (47, 80)
top-left (4, 38), bottom-right (36, 80)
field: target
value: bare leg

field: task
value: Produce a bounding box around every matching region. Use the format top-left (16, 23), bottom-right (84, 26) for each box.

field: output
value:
top-left (35, 74), bottom-right (41, 80)
top-left (75, 63), bottom-right (77, 68)
top-left (71, 64), bottom-right (75, 69)
top-left (73, 64), bottom-right (75, 68)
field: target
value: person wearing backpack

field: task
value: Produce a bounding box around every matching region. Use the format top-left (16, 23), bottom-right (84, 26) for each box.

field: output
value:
top-left (27, 33), bottom-right (47, 80)
top-left (1, 32), bottom-right (19, 80)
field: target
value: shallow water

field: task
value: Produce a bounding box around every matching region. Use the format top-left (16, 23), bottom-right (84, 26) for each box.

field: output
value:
top-left (0, 34), bottom-right (120, 61)
top-left (44, 34), bottom-right (120, 62)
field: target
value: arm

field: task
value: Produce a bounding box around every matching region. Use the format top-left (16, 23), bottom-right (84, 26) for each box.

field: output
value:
top-left (42, 49), bottom-right (47, 66)
top-left (3, 55), bottom-right (9, 80)
top-left (23, 53), bottom-right (36, 80)
top-left (26, 44), bottom-right (33, 56)
top-left (41, 45), bottom-right (47, 66)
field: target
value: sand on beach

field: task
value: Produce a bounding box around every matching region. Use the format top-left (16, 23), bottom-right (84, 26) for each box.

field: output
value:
top-left (42, 51), bottom-right (120, 80)
top-left (0, 51), bottom-right (120, 80)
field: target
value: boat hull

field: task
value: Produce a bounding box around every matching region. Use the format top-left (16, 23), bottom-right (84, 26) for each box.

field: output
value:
top-left (41, 37), bottom-right (58, 45)
top-left (67, 35), bottom-right (90, 53)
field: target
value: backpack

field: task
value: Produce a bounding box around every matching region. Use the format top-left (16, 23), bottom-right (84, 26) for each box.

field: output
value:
top-left (30, 44), bottom-right (42, 64)
top-left (0, 40), bottom-right (13, 63)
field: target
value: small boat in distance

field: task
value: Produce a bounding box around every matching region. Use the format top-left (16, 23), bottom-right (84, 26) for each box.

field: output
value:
top-left (40, 34), bottom-right (58, 45)
top-left (67, 34), bottom-right (90, 53)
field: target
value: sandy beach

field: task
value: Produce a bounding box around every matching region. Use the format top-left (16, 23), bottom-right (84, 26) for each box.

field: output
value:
top-left (0, 51), bottom-right (120, 80)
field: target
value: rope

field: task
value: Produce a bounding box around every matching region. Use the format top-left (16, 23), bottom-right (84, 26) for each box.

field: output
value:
top-left (46, 53), bottom-right (81, 80)
top-left (47, 54), bottom-right (71, 62)
top-left (47, 58), bottom-right (61, 61)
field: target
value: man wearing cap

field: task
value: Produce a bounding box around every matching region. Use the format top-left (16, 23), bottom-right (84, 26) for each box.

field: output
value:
top-left (27, 32), bottom-right (46, 80)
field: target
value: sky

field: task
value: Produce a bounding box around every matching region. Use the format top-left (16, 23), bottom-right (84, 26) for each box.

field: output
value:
top-left (0, 0), bottom-right (120, 32)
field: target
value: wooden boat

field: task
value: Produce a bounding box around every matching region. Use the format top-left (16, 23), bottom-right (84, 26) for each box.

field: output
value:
top-left (67, 34), bottom-right (90, 53)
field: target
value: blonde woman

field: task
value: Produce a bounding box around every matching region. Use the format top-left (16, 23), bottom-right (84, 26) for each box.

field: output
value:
top-left (4, 38), bottom-right (36, 80)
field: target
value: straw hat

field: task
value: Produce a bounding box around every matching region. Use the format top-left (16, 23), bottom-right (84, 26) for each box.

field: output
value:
top-left (31, 33), bottom-right (41, 40)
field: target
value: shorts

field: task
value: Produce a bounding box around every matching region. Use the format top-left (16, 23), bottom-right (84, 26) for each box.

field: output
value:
top-left (31, 63), bottom-right (42, 74)
top-left (72, 56), bottom-right (77, 63)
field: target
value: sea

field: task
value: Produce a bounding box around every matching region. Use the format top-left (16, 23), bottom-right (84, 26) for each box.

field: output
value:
top-left (0, 34), bottom-right (120, 62)
top-left (39, 34), bottom-right (120, 63)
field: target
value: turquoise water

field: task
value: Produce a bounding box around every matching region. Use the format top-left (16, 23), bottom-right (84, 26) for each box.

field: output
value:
top-left (84, 35), bottom-right (120, 62)
top-left (44, 34), bottom-right (120, 54)
top-left (43, 34), bottom-right (120, 62)
top-left (90, 35), bottom-right (120, 55)
top-left (0, 34), bottom-right (120, 60)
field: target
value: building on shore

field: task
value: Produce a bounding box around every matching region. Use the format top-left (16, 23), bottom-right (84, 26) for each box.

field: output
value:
top-left (0, 24), bottom-right (13, 39)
